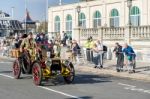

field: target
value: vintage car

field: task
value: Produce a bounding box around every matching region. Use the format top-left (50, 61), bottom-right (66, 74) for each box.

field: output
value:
top-left (32, 54), bottom-right (75, 85)
top-left (12, 43), bottom-right (75, 85)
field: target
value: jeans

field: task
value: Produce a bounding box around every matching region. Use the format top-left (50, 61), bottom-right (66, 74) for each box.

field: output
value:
top-left (93, 54), bottom-right (100, 66)
top-left (99, 53), bottom-right (104, 67)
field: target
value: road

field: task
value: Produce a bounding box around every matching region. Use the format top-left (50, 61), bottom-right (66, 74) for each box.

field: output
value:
top-left (0, 60), bottom-right (150, 99)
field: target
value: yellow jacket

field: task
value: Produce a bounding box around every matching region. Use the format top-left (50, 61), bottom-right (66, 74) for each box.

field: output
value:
top-left (84, 41), bottom-right (91, 48)
top-left (89, 41), bottom-right (94, 48)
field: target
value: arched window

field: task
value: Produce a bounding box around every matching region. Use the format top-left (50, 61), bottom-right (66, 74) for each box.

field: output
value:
top-left (93, 11), bottom-right (101, 28)
top-left (54, 16), bottom-right (60, 32)
top-left (66, 14), bottom-right (72, 38)
top-left (79, 13), bottom-right (86, 28)
top-left (110, 9), bottom-right (119, 27)
top-left (130, 6), bottom-right (140, 26)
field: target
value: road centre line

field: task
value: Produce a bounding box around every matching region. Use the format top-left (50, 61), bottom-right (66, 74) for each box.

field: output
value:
top-left (38, 86), bottom-right (82, 99)
top-left (118, 83), bottom-right (150, 94)
top-left (118, 83), bottom-right (136, 87)
top-left (0, 74), bottom-right (14, 79)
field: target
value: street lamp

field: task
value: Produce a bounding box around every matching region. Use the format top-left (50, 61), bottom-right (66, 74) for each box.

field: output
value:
top-left (127, 0), bottom-right (132, 26)
top-left (76, 5), bottom-right (81, 27)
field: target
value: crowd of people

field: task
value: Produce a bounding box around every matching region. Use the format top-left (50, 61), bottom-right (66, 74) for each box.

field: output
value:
top-left (0, 31), bottom-right (136, 73)
top-left (82, 36), bottom-right (136, 73)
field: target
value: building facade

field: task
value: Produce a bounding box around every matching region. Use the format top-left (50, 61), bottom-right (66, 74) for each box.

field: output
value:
top-left (48, 0), bottom-right (150, 38)
top-left (0, 10), bottom-right (23, 37)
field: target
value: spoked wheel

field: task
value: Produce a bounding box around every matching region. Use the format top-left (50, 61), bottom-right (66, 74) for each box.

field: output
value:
top-left (64, 63), bottom-right (75, 84)
top-left (32, 62), bottom-right (42, 86)
top-left (22, 52), bottom-right (31, 74)
top-left (13, 59), bottom-right (21, 79)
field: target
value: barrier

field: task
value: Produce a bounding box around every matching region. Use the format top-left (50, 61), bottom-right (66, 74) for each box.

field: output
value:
top-left (11, 49), bottom-right (20, 58)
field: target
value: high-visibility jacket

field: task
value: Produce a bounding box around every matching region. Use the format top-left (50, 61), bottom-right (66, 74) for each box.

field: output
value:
top-left (84, 41), bottom-right (91, 48)
top-left (89, 41), bottom-right (94, 49)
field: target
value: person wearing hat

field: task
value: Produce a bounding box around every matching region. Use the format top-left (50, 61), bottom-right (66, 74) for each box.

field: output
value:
top-left (20, 32), bottom-right (39, 62)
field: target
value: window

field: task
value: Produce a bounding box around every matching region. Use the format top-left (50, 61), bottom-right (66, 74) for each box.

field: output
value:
top-left (66, 14), bottom-right (72, 38)
top-left (79, 13), bottom-right (86, 28)
top-left (54, 16), bottom-right (60, 32)
top-left (110, 9), bottom-right (119, 27)
top-left (130, 6), bottom-right (140, 26)
top-left (93, 11), bottom-right (101, 28)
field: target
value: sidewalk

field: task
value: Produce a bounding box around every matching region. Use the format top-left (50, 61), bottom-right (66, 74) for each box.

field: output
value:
top-left (76, 60), bottom-right (150, 82)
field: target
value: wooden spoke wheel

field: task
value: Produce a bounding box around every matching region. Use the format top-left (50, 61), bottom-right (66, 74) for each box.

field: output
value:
top-left (13, 59), bottom-right (21, 79)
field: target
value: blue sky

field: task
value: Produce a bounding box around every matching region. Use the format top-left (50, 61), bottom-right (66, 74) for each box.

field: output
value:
top-left (0, 0), bottom-right (77, 21)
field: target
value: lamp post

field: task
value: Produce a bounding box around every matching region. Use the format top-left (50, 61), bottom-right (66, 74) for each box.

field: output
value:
top-left (76, 5), bottom-right (81, 27)
top-left (127, 0), bottom-right (132, 26)
top-left (25, 0), bottom-right (27, 34)
top-left (45, 0), bottom-right (48, 34)
top-left (126, 0), bottom-right (132, 44)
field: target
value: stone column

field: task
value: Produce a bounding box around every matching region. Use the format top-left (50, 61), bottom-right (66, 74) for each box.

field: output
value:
top-left (125, 26), bottom-right (131, 44)
top-left (97, 27), bottom-right (103, 43)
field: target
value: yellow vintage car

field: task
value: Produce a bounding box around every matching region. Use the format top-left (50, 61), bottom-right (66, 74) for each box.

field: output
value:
top-left (32, 51), bottom-right (75, 85)
top-left (12, 44), bottom-right (75, 86)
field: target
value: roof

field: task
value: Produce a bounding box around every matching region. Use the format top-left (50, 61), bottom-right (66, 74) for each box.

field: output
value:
top-left (22, 10), bottom-right (35, 24)
top-left (0, 20), bottom-right (23, 30)
top-left (0, 11), bottom-right (10, 17)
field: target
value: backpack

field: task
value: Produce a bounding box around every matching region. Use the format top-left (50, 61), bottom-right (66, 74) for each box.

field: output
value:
top-left (103, 45), bottom-right (107, 52)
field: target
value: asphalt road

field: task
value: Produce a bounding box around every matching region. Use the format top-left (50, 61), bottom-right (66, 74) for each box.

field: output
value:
top-left (0, 60), bottom-right (150, 99)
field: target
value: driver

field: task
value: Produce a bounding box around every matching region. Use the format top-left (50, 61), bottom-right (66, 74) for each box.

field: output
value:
top-left (20, 32), bottom-right (38, 61)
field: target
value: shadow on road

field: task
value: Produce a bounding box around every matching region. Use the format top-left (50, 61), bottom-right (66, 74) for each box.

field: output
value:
top-left (42, 73), bottom-right (112, 86)
top-left (0, 70), bottom-right (12, 73)
top-left (65, 96), bottom-right (93, 99)
top-left (73, 74), bottom-right (112, 84)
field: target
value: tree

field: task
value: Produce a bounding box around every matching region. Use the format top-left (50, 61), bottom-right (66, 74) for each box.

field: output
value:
top-left (37, 21), bottom-right (48, 33)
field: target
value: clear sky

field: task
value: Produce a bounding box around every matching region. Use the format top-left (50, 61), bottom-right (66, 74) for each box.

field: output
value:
top-left (0, 0), bottom-right (77, 21)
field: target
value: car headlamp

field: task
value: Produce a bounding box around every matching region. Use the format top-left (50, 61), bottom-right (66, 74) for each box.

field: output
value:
top-left (45, 58), bottom-right (52, 67)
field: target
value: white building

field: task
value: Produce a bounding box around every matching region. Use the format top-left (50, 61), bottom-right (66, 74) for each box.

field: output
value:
top-left (48, 0), bottom-right (149, 38)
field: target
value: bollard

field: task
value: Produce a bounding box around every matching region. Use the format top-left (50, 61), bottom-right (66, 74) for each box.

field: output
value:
top-left (106, 48), bottom-right (112, 60)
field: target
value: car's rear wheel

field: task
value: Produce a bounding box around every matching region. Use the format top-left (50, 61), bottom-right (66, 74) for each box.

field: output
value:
top-left (22, 52), bottom-right (31, 74)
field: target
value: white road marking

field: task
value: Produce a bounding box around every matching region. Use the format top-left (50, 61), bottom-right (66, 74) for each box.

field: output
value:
top-left (0, 73), bottom-right (81, 98)
top-left (0, 62), bottom-right (12, 63)
top-left (118, 83), bottom-right (136, 87)
top-left (38, 86), bottom-right (82, 99)
top-left (0, 74), bottom-right (14, 79)
top-left (118, 83), bottom-right (150, 94)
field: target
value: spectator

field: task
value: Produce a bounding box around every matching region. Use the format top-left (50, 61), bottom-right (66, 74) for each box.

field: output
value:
top-left (71, 41), bottom-right (77, 63)
top-left (53, 41), bottom-right (61, 57)
top-left (84, 38), bottom-right (91, 62)
top-left (92, 43), bottom-right (100, 68)
top-left (62, 31), bottom-right (68, 46)
top-left (123, 43), bottom-right (136, 73)
top-left (96, 40), bottom-right (104, 68)
top-left (89, 36), bottom-right (94, 62)
top-left (113, 43), bottom-right (124, 72)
